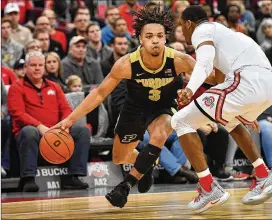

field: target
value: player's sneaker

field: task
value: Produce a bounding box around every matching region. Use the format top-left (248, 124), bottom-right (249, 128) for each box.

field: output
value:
top-left (242, 171), bottom-right (272, 205)
top-left (105, 181), bottom-right (131, 208)
top-left (188, 180), bottom-right (230, 214)
top-left (137, 164), bottom-right (155, 193)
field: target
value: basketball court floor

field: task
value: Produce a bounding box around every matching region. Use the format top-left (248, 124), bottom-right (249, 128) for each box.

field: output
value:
top-left (2, 181), bottom-right (272, 219)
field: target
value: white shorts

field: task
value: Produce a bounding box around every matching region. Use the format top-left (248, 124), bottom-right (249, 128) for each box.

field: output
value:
top-left (195, 66), bottom-right (272, 132)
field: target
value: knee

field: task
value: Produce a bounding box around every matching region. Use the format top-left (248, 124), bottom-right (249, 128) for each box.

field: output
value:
top-left (112, 147), bottom-right (131, 164)
top-left (259, 120), bottom-right (272, 134)
top-left (71, 124), bottom-right (91, 139)
top-left (149, 131), bottom-right (168, 146)
top-left (20, 126), bottom-right (40, 139)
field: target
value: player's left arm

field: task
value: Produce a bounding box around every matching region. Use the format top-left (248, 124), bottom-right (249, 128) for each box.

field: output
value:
top-left (174, 50), bottom-right (217, 86)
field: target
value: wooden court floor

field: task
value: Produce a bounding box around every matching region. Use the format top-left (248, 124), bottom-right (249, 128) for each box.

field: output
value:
top-left (2, 188), bottom-right (272, 219)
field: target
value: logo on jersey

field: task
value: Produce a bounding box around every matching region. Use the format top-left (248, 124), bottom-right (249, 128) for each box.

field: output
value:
top-left (136, 73), bottom-right (145, 77)
top-left (202, 96), bottom-right (215, 109)
top-left (165, 69), bottom-right (173, 77)
top-left (47, 89), bottom-right (56, 95)
top-left (122, 134), bottom-right (137, 143)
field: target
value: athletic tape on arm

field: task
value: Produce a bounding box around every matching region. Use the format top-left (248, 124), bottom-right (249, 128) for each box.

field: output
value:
top-left (186, 44), bottom-right (215, 94)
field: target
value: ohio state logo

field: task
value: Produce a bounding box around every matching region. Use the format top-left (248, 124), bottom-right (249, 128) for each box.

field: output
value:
top-left (89, 162), bottom-right (109, 178)
top-left (202, 96), bottom-right (215, 109)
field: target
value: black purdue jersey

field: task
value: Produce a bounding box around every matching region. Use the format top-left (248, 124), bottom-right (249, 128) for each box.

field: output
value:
top-left (126, 46), bottom-right (183, 108)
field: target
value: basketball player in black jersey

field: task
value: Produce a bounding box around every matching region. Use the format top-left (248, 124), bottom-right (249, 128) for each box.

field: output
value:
top-left (52, 6), bottom-right (216, 208)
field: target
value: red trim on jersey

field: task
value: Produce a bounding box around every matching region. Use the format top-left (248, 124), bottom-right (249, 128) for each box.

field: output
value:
top-left (205, 72), bottom-right (241, 126)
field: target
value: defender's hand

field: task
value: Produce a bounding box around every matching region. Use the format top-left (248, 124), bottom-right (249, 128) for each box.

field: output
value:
top-left (177, 88), bottom-right (193, 105)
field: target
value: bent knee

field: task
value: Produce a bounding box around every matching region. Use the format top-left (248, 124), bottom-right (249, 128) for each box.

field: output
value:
top-left (20, 126), bottom-right (40, 138)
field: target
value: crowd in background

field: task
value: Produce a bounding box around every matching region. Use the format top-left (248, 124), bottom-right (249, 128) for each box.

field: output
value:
top-left (1, 0), bottom-right (272, 192)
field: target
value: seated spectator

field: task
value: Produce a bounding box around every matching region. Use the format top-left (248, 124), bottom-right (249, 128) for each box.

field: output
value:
top-left (258, 106), bottom-right (272, 170)
top-left (1, 18), bottom-right (23, 69)
top-left (1, 0), bottom-right (35, 27)
top-left (1, 80), bottom-right (10, 178)
top-left (33, 29), bottom-right (64, 59)
top-left (259, 18), bottom-right (272, 52)
top-left (202, 4), bottom-right (214, 21)
top-left (119, 0), bottom-right (143, 36)
top-left (19, 39), bottom-right (42, 61)
top-left (169, 42), bottom-right (186, 53)
top-left (100, 34), bottom-right (129, 77)
top-left (62, 36), bottom-right (104, 86)
top-left (1, 66), bottom-right (17, 86)
top-left (226, 4), bottom-right (248, 35)
top-left (256, 0), bottom-right (272, 44)
top-left (137, 130), bottom-right (198, 184)
top-left (66, 13), bottom-right (89, 50)
top-left (214, 13), bottom-right (229, 27)
top-left (101, 6), bottom-right (120, 45)
top-left (113, 18), bottom-right (138, 52)
top-left (4, 3), bottom-right (32, 46)
top-left (42, 10), bottom-right (67, 53)
top-left (13, 59), bottom-right (25, 79)
top-left (66, 75), bottom-right (83, 92)
top-left (86, 23), bottom-right (113, 62)
top-left (7, 51), bottom-right (91, 192)
top-left (45, 52), bottom-right (69, 93)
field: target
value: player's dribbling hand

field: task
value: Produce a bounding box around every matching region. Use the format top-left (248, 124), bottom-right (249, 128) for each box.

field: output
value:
top-left (50, 118), bottom-right (74, 132)
top-left (177, 88), bottom-right (193, 105)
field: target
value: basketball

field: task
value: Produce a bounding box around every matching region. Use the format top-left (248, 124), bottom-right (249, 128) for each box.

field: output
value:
top-left (39, 129), bottom-right (75, 164)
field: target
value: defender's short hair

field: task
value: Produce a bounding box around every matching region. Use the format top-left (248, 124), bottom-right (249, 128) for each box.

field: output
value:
top-left (181, 5), bottom-right (208, 24)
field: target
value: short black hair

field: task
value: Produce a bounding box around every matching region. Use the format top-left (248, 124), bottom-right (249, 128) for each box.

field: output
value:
top-left (181, 5), bottom-right (208, 24)
top-left (110, 34), bottom-right (128, 45)
top-left (132, 5), bottom-right (173, 38)
top-left (226, 4), bottom-right (241, 15)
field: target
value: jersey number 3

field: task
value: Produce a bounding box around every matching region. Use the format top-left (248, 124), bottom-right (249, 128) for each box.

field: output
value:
top-left (149, 89), bottom-right (161, 101)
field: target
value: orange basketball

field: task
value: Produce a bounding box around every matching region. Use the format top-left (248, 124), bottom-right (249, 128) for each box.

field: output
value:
top-left (39, 129), bottom-right (75, 164)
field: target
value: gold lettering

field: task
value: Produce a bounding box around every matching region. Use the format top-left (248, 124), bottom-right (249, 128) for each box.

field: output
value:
top-left (149, 89), bottom-right (161, 101)
top-left (136, 77), bottom-right (174, 90)
top-left (155, 78), bottom-right (161, 90)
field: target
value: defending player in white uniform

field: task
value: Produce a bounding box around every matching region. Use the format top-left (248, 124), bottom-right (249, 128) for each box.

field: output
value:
top-left (171, 6), bottom-right (272, 214)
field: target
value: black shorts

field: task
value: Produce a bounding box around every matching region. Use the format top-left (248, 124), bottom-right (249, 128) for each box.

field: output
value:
top-left (114, 101), bottom-right (177, 144)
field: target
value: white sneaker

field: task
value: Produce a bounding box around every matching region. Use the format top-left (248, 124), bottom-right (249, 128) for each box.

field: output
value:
top-left (242, 171), bottom-right (272, 205)
top-left (188, 180), bottom-right (230, 214)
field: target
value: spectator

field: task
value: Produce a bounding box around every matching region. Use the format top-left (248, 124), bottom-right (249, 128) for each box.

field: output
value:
top-left (7, 51), bottom-right (91, 192)
top-left (62, 36), bottom-right (104, 86)
top-left (45, 52), bottom-right (69, 93)
top-left (227, 0), bottom-right (256, 33)
top-left (258, 106), bottom-right (272, 170)
top-left (256, 0), bottom-right (272, 44)
top-left (119, 0), bottom-right (143, 36)
top-left (66, 75), bottom-right (83, 92)
top-left (4, 3), bottom-right (32, 46)
top-left (33, 29), bottom-right (64, 59)
top-left (226, 4), bottom-right (248, 35)
top-left (1, 80), bottom-right (10, 178)
top-left (202, 4), bottom-right (214, 21)
top-left (1, 0), bottom-right (35, 27)
top-left (13, 59), bottom-right (25, 79)
top-left (137, 130), bottom-right (198, 184)
top-left (1, 66), bottom-right (17, 86)
top-left (42, 10), bottom-right (67, 53)
top-left (86, 23), bottom-right (112, 62)
top-left (113, 18), bottom-right (138, 52)
top-left (169, 42), bottom-right (186, 53)
top-left (18, 39), bottom-right (42, 62)
top-left (100, 35), bottom-right (129, 77)
top-left (101, 6), bottom-right (120, 45)
top-left (214, 13), bottom-right (229, 27)
top-left (1, 18), bottom-right (23, 69)
top-left (259, 18), bottom-right (272, 52)
top-left (66, 13), bottom-right (89, 50)
top-left (169, 24), bottom-right (186, 44)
